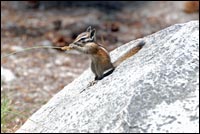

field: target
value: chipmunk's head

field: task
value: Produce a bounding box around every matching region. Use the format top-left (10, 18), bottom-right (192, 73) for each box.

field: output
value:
top-left (71, 26), bottom-right (96, 47)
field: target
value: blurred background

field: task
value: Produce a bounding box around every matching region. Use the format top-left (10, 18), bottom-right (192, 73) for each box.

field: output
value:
top-left (1, 1), bottom-right (199, 132)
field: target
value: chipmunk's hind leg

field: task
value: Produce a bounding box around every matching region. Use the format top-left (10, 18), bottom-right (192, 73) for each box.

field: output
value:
top-left (95, 67), bottom-right (115, 80)
top-left (102, 67), bottom-right (115, 79)
top-left (95, 76), bottom-right (102, 80)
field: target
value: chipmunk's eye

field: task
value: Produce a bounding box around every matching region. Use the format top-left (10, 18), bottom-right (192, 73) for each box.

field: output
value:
top-left (79, 37), bottom-right (86, 41)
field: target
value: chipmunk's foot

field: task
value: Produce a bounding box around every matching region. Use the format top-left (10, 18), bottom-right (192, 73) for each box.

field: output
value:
top-left (80, 80), bottom-right (98, 93)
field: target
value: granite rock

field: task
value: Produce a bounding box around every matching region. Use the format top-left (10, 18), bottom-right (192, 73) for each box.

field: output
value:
top-left (16, 21), bottom-right (199, 133)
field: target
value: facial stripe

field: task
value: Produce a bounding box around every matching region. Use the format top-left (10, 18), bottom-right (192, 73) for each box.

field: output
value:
top-left (77, 33), bottom-right (89, 39)
top-left (79, 36), bottom-right (88, 40)
top-left (76, 34), bottom-right (89, 42)
top-left (83, 38), bottom-right (93, 42)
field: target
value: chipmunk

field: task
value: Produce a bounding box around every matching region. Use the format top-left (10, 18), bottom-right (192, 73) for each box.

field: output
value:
top-left (62, 26), bottom-right (145, 82)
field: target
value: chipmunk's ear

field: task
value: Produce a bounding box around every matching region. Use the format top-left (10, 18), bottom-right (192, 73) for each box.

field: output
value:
top-left (90, 29), bottom-right (96, 41)
top-left (86, 26), bottom-right (92, 32)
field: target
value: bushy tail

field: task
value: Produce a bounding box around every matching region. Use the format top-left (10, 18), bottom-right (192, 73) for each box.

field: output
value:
top-left (113, 41), bottom-right (145, 67)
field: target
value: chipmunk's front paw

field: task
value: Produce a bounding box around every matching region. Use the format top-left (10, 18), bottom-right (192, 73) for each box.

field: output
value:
top-left (88, 80), bottom-right (98, 87)
top-left (61, 46), bottom-right (73, 51)
top-left (61, 46), bottom-right (69, 51)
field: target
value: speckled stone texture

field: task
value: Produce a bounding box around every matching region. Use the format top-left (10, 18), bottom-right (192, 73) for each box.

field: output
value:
top-left (16, 21), bottom-right (199, 133)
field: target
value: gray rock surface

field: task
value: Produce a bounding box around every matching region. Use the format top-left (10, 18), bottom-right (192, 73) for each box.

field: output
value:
top-left (16, 21), bottom-right (199, 133)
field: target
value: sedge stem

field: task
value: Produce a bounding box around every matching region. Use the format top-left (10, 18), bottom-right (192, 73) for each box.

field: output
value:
top-left (1, 46), bottom-right (63, 59)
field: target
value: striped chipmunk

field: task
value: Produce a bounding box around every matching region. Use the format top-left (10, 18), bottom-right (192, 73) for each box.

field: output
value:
top-left (62, 26), bottom-right (145, 84)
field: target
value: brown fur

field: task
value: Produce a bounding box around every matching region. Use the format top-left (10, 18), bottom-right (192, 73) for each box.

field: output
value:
top-left (90, 46), bottom-right (114, 79)
top-left (113, 41), bottom-right (145, 67)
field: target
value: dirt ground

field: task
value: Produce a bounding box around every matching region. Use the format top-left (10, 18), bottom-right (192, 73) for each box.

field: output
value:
top-left (1, 1), bottom-right (199, 132)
